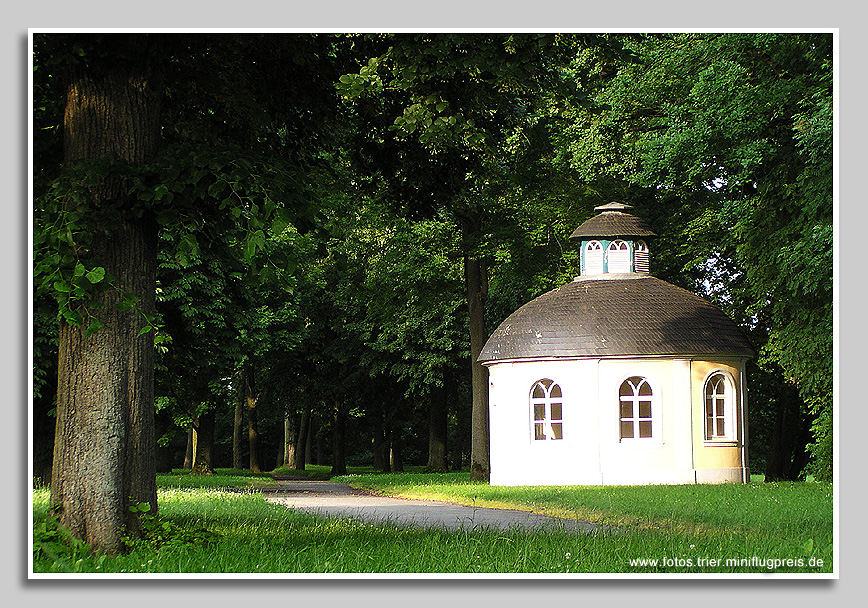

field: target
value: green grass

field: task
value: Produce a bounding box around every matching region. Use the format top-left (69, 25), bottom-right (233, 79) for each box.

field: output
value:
top-left (32, 470), bottom-right (834, 575)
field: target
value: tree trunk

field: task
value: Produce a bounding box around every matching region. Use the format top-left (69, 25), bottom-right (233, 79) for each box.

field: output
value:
top-left (232, 377), bottom-right (244, 470)
top-left (373, 412), bottom-right (389, 472)
top-left (280, 411), bottom-right (297, 468)
top-left (293, 404), bottom-right (310, 470)
top-left (427, 370), bottom-right (449, 472)
top-left (314, 416), bottom-right (324, 466)
top-left (184, 425), bottom-right (194, 469)
top-left (460, 213), bottom-right (490, 482)
top-left (390, 429), bottom-right (404, 473)
top-left (190, 410), bottom-right (215, 475)
top-left (51, 39), bottom-right (162, 555)
top-left (331, 400), bottom-right (347, 475)
top-left (245, 367), bottom-right (261, 473)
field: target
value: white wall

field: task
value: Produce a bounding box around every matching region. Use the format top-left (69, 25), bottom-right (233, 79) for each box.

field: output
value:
top-left (486, 356), bottom-right (746, 486)
top-left (488, 359), bottom-right (601, 485)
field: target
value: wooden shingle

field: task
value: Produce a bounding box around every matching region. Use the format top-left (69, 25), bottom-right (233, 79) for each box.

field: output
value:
top-left (479, 275), bottom-right (755, 362)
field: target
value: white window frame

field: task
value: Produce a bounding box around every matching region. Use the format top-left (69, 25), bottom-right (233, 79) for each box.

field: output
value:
top-left (618, 375), bottom-right (660, 444)
top-left (607, 239), bottom-right (631, 273)
top-left (530, 378), bottom-right (564, 441)
top-left (703, 371), bottom-right (737, 442)
top-left (584, 240), bottom-right (604, 275)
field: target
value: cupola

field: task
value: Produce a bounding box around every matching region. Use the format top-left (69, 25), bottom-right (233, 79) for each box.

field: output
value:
top-left (569, 202), bottom-right (657, 276)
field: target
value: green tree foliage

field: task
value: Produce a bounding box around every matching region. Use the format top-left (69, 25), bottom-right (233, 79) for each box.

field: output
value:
top-left (557, 33), bottom-right (833, 479)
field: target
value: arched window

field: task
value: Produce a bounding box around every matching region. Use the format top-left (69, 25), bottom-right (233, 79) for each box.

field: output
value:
top-left (584, 240), bottom-right (603, 275)
top-left (634, 240), bottom-right (650, 273)
top-left (704, 373), bottom-right (734, 440)
top-left (607, 240), bottom-right (630, 273)
top-left (530, 379), bottom-right (563, 441)
top-left (619, 376), bottom-right (653, 440)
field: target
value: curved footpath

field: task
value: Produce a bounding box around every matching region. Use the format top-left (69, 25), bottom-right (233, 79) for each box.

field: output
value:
top-left (265, 480), bottom-right (598, 533)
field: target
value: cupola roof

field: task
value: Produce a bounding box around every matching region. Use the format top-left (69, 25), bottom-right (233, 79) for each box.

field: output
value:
top-left (569, 202), bottom-right (657, 240)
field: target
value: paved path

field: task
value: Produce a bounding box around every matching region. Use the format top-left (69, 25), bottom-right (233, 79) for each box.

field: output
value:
top-left (265, 480), bottom-right (598, 533)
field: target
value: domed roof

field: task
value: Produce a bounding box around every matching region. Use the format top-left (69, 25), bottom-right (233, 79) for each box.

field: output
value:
top-left (570, 202), bottom-right (657, 240)
top-left (569, 202), bottom-right (657, 240)
top-left (479, 275), bottom-right (754, 362)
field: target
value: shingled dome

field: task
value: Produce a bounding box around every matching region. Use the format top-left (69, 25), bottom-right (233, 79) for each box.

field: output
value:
top-left (478, 275), bottom-right (755, 362)
top-left (569, 202), bottom-right (657, 240)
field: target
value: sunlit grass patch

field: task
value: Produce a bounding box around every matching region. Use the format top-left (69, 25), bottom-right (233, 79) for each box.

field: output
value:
top-left (33, 471), bottom-right (833, 575)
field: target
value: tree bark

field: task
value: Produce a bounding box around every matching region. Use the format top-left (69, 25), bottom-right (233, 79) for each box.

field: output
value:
top-left (280, 410), bottom-right (297, 468)
top-left (190, 410), bottom-right (215, 475)
top-left (245, 366), bottom-right (261, 473)
top-left (184, 424), bottom-right (194, 469)
top-left (427, 370), bottom-right (449, 472)
top-left (51, 38), bottom-right (162, 555)
top-left (460, 213), bottom-right (490, 482)
top-left (293, 404), bottom-right (311, 470)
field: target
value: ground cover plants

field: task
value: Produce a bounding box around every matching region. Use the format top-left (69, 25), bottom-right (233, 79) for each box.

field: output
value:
top-left (32, 470), bottom-right (833, 575)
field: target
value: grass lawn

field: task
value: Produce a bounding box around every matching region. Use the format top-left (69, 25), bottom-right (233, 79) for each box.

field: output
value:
top-left (32, 469), bottom-right (834, 576)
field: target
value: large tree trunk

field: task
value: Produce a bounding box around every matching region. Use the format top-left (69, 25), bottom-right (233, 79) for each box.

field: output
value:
top-left (184, 425), bottom-right (194, 469)
top-left (331, 400), bottom-right (347, 476)
top-left (293, 405), bottom-right (310, 470)
top-left (459, 213), bottom-right (490, 482)
top-left (280, 410), bottom-right (297, 468)
top-left (190, 410), bottom-right (215, 475)
top-left (427, 370), bottom-right (449, 472)
top-left (245, 366), bottom-right (261, 473)
top-left (50, 38), bottom-right (162, 555)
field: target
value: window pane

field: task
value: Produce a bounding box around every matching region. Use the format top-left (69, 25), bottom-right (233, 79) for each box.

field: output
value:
top-left (619, 381), bottom-right (634, 397)
top-left (716, 418), bottom-right (726, 437)
top-left (639, 421), bottom-right (653, 438)
top-left (534, 404), bottom-right (545, 421)
top-left (551, 423), bottom-right (563, 440)
top-left (620, 421), bottom-right (634, 439)
top-left (550, 384), bottom-right (562, 399)
top-left (706, 419), bottom-right (714, 438)
top-left (638, 380), bottom-right (652, 396)
top-left (706, 400), bottom-right (714, 417)
top-left (551, 402), bottom-right (562, 421)
top-left (534, 423), bottom-right (546, 440)
top-left (638, 401), bottom-right (652, 419)
top-left (620, 400), bottom-right (633, 418)
top-left (532, 384), bottom-right (545, 399)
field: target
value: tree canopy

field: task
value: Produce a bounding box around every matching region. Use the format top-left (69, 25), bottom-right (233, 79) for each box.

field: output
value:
top-left (31, 31), bottom-right (834, 551)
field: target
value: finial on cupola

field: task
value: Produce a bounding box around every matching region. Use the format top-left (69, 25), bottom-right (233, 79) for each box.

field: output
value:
top-left (569, 202), bottom-right (657, 277)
